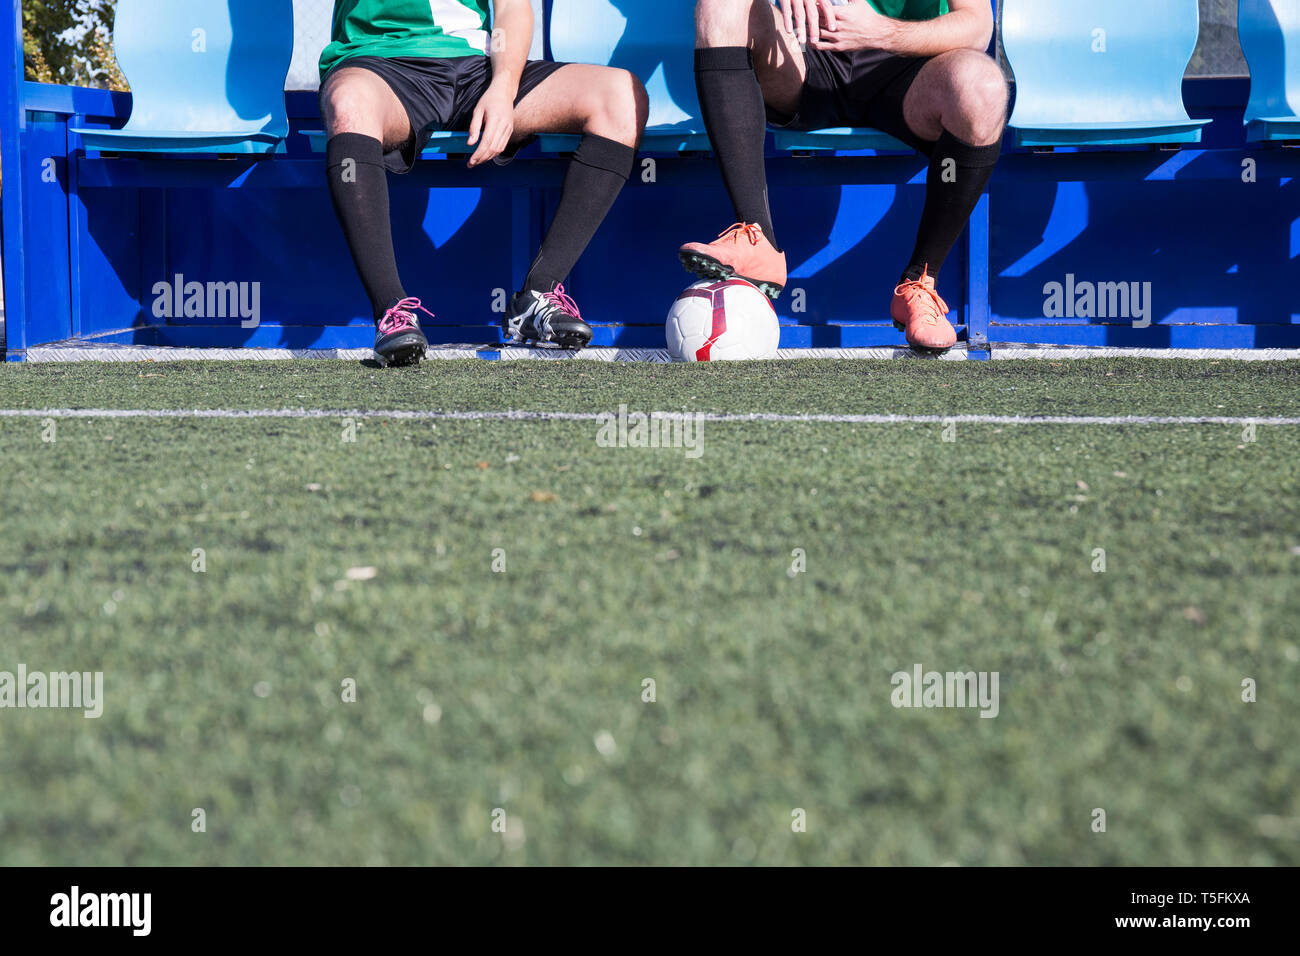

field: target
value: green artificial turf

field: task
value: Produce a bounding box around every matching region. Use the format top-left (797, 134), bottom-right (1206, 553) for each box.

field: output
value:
top-left (5, 355), bottom-right (1300, 417)
top-left (1, 359), bottom-right (1297, 865)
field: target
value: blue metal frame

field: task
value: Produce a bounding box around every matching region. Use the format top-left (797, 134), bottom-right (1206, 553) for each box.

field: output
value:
top-left (1, 0), bottom-right (24, 358)
top-left (965, 192), bottom-right (991, 353)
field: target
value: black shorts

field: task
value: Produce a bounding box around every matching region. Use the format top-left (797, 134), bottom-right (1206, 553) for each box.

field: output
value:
top-left (320, 55), bottom-right (567, 173)
top-left (767, 47), bottom-right (933, 153)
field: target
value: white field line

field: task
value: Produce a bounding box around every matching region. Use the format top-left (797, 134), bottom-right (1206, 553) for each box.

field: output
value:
top-left (2, 409), bottom-right (1299, 426)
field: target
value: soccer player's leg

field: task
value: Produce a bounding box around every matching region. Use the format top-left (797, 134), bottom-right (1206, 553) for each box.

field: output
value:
top-left (890, 50), bottom-right (1007, 353)
top-left (320, 67), bottom-right (430, 367)
top-left (501, 64), bottom-right (649, 350)
top-left (678, 0), bottom-right (804, 300)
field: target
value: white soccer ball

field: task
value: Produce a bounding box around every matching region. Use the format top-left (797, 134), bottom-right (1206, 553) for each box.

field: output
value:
top-left (665, 279), bottom-right (780, 362)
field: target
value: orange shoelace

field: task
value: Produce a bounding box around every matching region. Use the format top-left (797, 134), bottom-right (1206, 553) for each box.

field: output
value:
top-left (715, 222), bottom-right (766, 246)
top-left (894, 277), bottom-right (950, 326)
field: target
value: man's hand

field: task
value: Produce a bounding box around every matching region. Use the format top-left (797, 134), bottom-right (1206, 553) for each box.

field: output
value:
top-left (809, 0), bottom-right (894, 52)
top-left (467, 78), bottom-right (516, 168)
top-left (776, 0), bottom-right (839, 47)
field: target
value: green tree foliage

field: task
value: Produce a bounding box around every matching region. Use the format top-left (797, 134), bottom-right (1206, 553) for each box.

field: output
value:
top-left (23, 0), bottom-right (125, 89)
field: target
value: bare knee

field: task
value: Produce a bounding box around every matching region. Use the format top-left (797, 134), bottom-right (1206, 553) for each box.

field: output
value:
top-left (696, 0), bottom-right (756, 47)
top-left (583, 69), bottom-right (649, 148)
top-left (322, 81), bottom-right (378, 138)
top-left (941, 53), bottom-right (1008, 145)
top-left (321, 72), bottom-right (402, 142)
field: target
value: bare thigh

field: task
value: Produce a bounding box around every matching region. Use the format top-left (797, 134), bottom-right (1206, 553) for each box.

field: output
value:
top-left (749, 1), bottom-right (808, 119)
top-left (320, 67), bottom-right (414, 150)
top-left (696, 0), bottom-right (807, 118)
top-left (901, 49), bottom-right (1008, 146)
top-left (510, 63), bottom-right (649, 148)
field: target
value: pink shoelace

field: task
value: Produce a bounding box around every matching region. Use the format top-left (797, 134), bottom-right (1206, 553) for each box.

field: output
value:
top-left (542, 284), bottom-right (582, 319)
top-left (379, 297), bottom-right (434, 336)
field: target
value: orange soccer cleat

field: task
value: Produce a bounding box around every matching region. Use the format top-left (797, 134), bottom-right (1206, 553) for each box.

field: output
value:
top-left (891, 267), bottom-right (957, 353)
top-left (679, 223), bottom-right (788, 300)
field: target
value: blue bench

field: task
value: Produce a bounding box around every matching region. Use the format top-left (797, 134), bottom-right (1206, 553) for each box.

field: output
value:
top-left (70, 0), bottom-right (293, 155)
top-left (1240, 0), bottom-right (1300, 142)
top-left (1002, 0), bottom-right (1210, 147)
top-left (9, 0), bottom-right (1300, 361)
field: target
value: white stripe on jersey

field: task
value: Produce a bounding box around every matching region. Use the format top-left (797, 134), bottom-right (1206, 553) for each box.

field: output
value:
top-left (430, 0), bottom-right (489, 53)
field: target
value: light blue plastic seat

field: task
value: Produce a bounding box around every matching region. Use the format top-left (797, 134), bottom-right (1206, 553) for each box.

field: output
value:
top-left (73, 0), bottom-right (293, 155)
top-left (773, 127), bottom-right (913, 153)
top-left (1002, 0), bottom-right (1210, 146)
top-left (301, 129), bottom-right (474, 156)
top-left (1241, 0), bottom-right (1300, 141)
top-left (544, 0), bottom-right (710, 152)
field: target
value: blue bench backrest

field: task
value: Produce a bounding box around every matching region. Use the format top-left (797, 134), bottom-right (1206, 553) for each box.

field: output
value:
top-left (1002, 0), bottom-right (1203, 139)
top-left (113, 0), bottom-right (293, 136)
top-left (549, 0), bottom-right (701, 131)
top-left (1240, 0), bottom-right (1300, 125)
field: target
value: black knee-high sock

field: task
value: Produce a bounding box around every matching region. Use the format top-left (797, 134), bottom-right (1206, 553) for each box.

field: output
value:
top-left (695, 46), bottom-right (779, 250)
top-left (522, 134), bottom-right (636, 295)
top-left (904, 131), bottom-right (1002, 282)
top-left (326, 133), bottom-right (407, 320)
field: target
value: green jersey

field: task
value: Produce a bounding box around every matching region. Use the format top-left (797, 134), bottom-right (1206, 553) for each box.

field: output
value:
top-left (320, 0), bottom-right (492, 76)
top-left (866, 0), bottom-right (950, 19)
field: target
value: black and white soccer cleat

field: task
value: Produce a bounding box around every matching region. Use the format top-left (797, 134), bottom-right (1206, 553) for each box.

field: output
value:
top-left (503, 285), bottom-right (592, 350)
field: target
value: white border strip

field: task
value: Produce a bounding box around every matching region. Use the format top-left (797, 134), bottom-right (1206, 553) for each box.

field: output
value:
top-left (991, 347), bottom-right (1300, 361)
top-left (20, 343), bottom-right (1300, 363)
top-left (4, 409), bottom-right (1298, 426)
top-left (21, 344), bottom-right (954, 363)
top-left (494, 346), bottom-right (964, 362)
top-left (24, 346), bottom-right (437, 363)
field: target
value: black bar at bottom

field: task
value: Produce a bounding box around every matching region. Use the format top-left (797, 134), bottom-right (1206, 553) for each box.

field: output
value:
top-left (0, 865), bottom-right (1281, 942)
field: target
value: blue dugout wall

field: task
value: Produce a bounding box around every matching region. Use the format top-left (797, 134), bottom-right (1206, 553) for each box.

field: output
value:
top-left (1, 0), bottom-right (1298, 360)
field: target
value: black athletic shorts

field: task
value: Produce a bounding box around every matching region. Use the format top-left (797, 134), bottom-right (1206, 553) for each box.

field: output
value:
top-left (767, 47), bottom-right (934, 153)
top-left (320, 55), bottom-right (567, 173)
